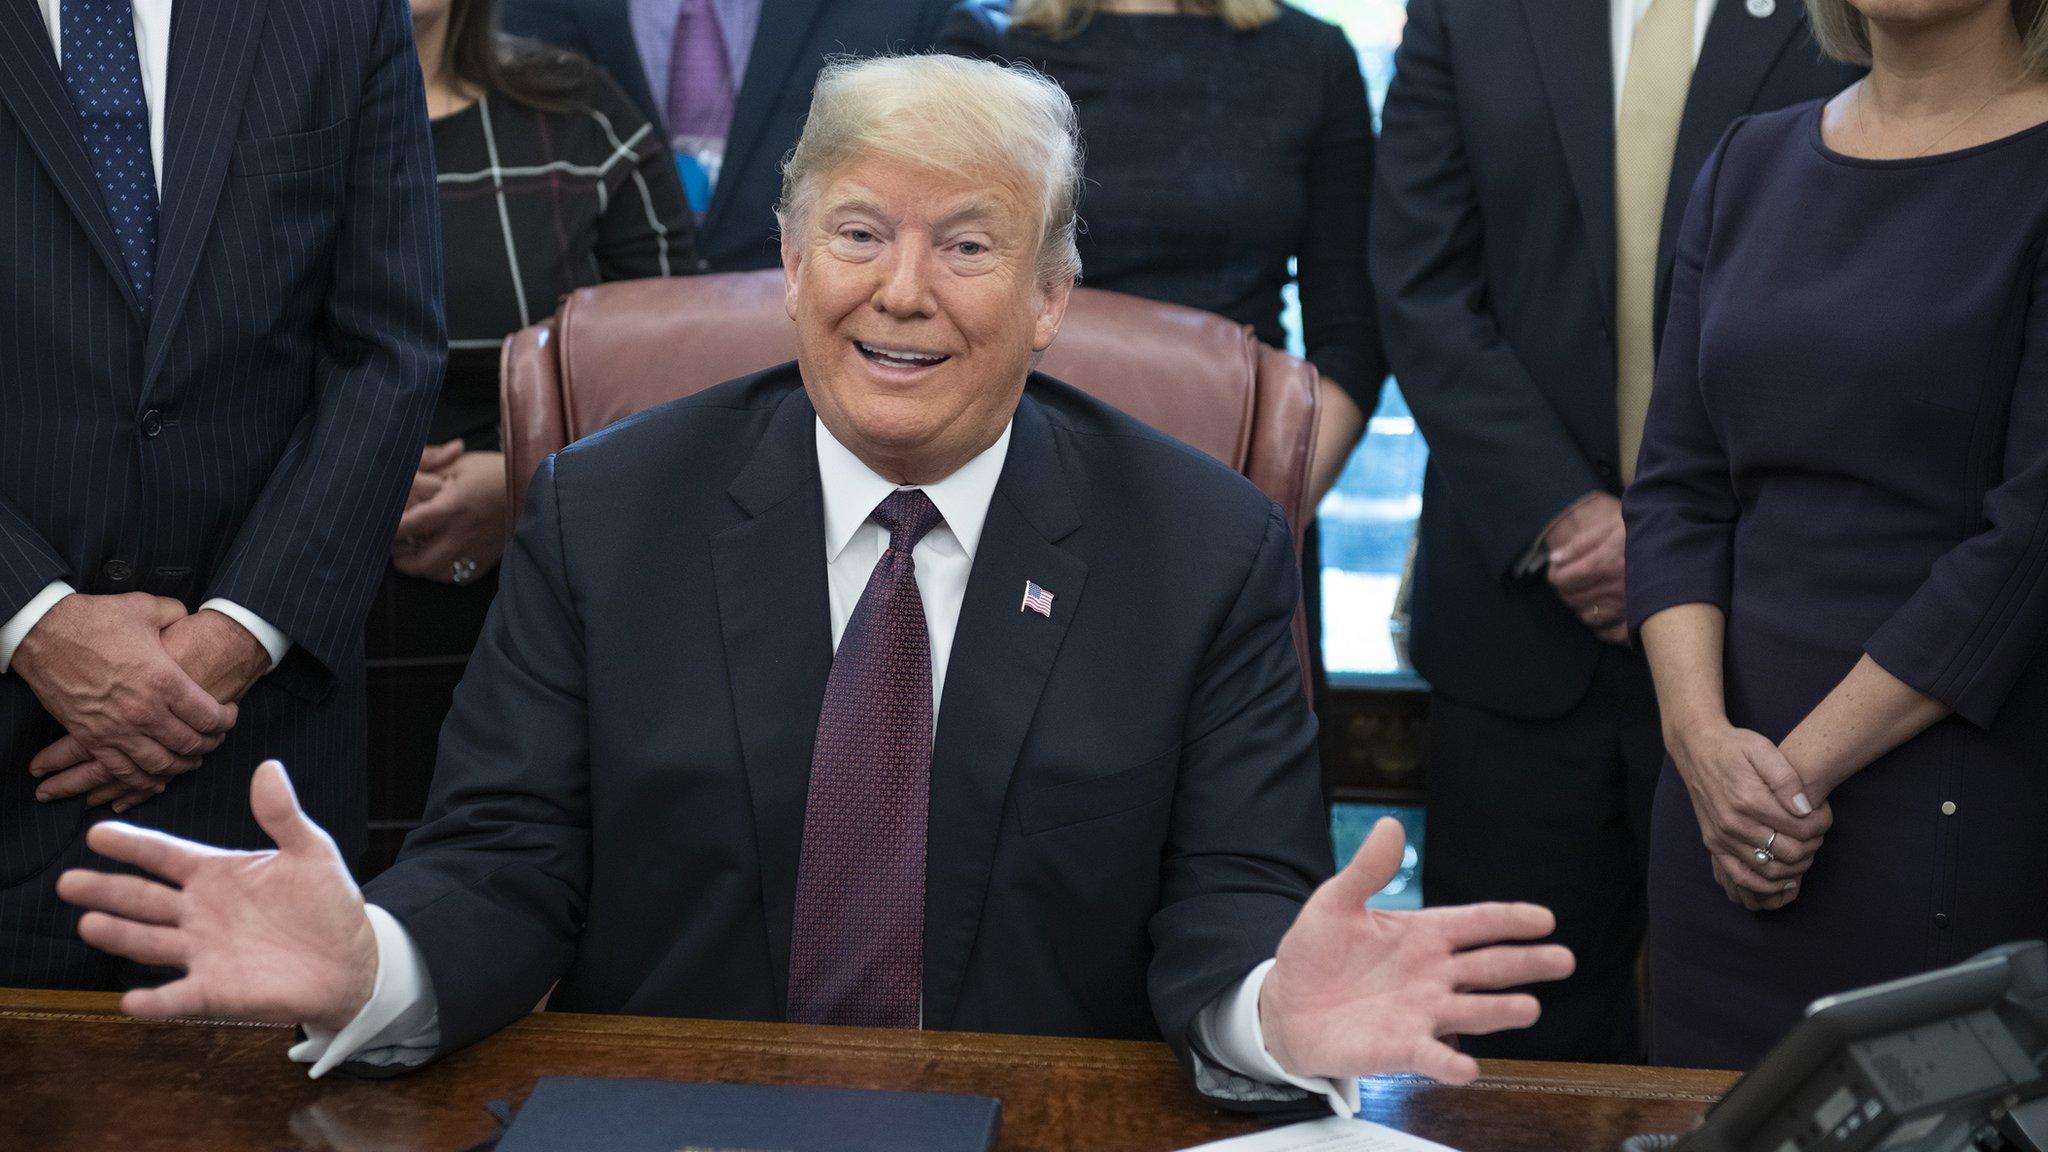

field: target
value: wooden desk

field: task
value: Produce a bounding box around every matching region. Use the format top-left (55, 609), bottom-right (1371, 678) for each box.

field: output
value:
top-left (0, 989), bottom-right (1734, 1151)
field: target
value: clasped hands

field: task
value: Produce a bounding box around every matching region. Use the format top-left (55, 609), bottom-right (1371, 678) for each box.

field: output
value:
top-left (1545, 493), bottom-right (1629, 646)
top-left (60, 765), bottom-right (1577, 1089)
top-left (1668, 717), bottom-right (1833, 913)
top-left (13, 593), bottom-right (268, 813)
top-left (392, 440), bottom-right (507, 584)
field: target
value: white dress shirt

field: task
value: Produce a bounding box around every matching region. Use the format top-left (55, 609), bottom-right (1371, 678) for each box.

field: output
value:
top-left (291, 418), bottom-right (1356, 1116)
top-left (1611, 0), bottom-right (1721, 114)
top-left (0, 0), bottom-right (290, 676)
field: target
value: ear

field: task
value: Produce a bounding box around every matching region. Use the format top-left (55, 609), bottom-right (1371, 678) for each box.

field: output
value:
top-left (1030, 274), bottom-right (1074, 353)
top-left (779, 225), bottom-right (803, 322)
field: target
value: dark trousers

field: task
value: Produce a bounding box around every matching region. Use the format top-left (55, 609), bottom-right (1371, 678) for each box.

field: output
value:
top-left (1422, 648), bottom-right (1662, 1062)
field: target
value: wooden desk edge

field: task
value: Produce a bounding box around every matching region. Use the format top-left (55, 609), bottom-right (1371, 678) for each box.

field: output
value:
top-left (0, 986), bottom-right (1741, 1103)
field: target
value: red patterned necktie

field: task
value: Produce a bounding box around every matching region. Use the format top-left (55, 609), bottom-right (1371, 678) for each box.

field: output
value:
top-left (787, 489), bottom-right (944, 1028)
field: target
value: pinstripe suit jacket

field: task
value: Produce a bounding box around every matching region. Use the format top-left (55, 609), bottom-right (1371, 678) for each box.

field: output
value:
top-left (0, 0), bottom-right (444, 985)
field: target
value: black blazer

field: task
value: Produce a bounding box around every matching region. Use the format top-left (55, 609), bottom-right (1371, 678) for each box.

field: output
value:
top-left (500, 0), bottom-right (954, 272)
top-left (364, 367), bottom-right (1331, 1108)
top-left (1370, 0), bottom-right (1859, 718)
top-left (0, 0), bottom-right (442, 977)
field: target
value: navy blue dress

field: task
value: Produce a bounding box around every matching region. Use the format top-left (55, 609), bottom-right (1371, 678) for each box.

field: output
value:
top-left (1624, 101), bottom-right (2048, 1070)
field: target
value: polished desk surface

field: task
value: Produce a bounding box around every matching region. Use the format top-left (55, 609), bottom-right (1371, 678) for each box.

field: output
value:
top-left (0, 988), bottom-right (1736, 1151)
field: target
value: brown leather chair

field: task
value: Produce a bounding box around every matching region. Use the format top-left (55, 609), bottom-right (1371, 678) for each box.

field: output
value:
top-left (499, 270), bottom-right (1323, 688)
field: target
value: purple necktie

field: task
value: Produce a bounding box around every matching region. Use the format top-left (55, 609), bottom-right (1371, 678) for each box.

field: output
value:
top-left (666, 0), bottom-right (734, 138)
top-left (787, 490), bottom-right (943, 1029)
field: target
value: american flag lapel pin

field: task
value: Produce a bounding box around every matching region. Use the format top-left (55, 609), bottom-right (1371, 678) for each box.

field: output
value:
top-left (1020, 580), bottom-right (1054, 617)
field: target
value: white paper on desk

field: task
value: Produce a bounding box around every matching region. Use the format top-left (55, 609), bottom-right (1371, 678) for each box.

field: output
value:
top-left (1178, 1115), bottom-right (1468, 1152)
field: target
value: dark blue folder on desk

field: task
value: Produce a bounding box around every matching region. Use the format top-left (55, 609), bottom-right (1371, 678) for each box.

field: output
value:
top-left (495, 1076), bottom-right (1002, 1151)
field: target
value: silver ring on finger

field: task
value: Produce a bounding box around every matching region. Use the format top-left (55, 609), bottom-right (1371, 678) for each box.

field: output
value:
top-left (1753, 830), bottom-right (1777, 865)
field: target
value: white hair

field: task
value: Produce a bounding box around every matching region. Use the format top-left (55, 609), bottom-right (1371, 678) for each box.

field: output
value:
top-left (777, 53), bottom-right (1085, 287)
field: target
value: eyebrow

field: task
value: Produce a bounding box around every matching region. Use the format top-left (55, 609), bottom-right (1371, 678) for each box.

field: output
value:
top-left (933, 198), bottom-right (1008, 231)
top-left (819, 194), bottom-right (891, 223)
top-left (817, 190), bottom-right (1012, 234)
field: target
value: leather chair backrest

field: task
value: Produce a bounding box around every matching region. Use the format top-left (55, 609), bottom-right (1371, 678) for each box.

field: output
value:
top-left (500, 271), bottom-right (1322, 690)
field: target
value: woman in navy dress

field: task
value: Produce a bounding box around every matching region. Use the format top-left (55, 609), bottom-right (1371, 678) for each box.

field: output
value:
top-left (1624, 0), bottom-right (2048, 1069)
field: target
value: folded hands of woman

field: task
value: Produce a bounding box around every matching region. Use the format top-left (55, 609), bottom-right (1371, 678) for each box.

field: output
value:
top-left (1668, 720), bottom-right (1833, 913)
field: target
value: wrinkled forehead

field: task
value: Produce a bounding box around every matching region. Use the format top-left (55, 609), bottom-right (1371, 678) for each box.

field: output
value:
top-left (805, 151), bottom-right (1047, 240)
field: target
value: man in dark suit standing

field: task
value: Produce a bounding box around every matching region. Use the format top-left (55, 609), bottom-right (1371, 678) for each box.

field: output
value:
top-left (1370, 0), bottom-right (1860, 1062)
top-left (501, 0), bottom-right (953, 272)
top-left (59, 54), bottom-right (1574, 1113)
top-left (1368, 0), bottom-right (1867, 1057)
top-left (0, 0), bottom-right (443, 986)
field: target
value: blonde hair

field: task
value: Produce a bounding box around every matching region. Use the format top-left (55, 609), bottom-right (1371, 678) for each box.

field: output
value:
top-left (1013, 0), bottom-right (1281, 38)
top-left (1805, 0), bottom-right (2048, 77)
top-left (776, 54), bottom-right (1085, 287)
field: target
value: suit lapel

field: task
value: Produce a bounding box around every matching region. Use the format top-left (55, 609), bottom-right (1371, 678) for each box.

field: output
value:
top-left (1663, 0), bottom-right (1803, 260)
top-left (1521, 0), bottom-right (1618, 316)
top-left (704, 0), bottom-right (825, 239)
top-left (588, 0), bottom-right (656, 128)
top-left (140, 0), bottom-right (270, 393)
top-left (0, 1), bottom-right (146, 317)
top-left (921, 394), bottom-right (1086, 1029)
top-left (710, 388), bottom-right (834, 1008)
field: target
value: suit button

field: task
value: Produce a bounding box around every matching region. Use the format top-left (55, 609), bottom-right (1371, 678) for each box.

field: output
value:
top-left (102, 560), bottom-right (133, 585)
top-left (1935, 913), bottom-right (1951, 929)
top-left (140, 409), bottom-right (163, 438)
top-left (1941, 801), bottom-right (1957, 815)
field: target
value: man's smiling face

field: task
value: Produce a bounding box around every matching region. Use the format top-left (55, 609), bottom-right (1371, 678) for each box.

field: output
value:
top-left (782, 153), bottom-right (1070, 484)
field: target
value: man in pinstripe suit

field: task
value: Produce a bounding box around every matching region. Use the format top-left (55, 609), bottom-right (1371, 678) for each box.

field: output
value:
top-left (0, 0), bottom-right (444, 987)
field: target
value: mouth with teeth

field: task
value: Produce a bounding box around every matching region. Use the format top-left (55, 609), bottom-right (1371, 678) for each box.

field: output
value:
top-left (855, 340), bottom-right (951, 370)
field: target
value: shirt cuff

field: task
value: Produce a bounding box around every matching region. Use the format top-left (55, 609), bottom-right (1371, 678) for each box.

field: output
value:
top-left (1515, 491), bottom-right (1607, 581)
top-left (197, 599), bottom-right (291, 671)
top-left (289, 904), bottom-right (442, 1078)
top-left (0, 582), bottom-right (76, 675)
top-left (1190, 959), bottom-right (1361, 1117)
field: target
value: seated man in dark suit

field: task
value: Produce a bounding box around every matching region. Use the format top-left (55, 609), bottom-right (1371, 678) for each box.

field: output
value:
top-left (56, 54), bottom-right (1572, 1114)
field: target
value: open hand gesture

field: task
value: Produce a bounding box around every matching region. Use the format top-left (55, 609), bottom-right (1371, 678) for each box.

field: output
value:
top-left (56, 760), bottom-right (379, 1032)
top-left (1257, 818), bottom-right (1575, 1085)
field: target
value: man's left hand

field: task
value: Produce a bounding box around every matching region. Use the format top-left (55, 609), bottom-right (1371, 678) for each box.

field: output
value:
top-left (33, 610), bottom-right (273, 810)
top-left (1545, 493), bottom-right (1629, 645)
top-left (1257, 818), bottom-right (1575, 1085)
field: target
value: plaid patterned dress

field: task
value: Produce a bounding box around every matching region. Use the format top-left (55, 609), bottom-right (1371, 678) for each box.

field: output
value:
top-left (363, 69), bottom-right (695, 872)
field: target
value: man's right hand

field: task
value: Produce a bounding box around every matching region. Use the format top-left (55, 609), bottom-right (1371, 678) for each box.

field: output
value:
top-left (13, 594), bottom-right (238, 795)
top-left (1545, 493), bottom-right (1628, 645)
top-left (56, 760), bottom-right (379, 1033)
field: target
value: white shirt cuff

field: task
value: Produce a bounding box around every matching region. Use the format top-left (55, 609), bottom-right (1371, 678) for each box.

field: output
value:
top-left (197, 599), bottom-right (291, 670)
top-left (1190, 959), bottom-right (1361, 1117)
top-left (288, 904), bottom-right (442, 1078)
top-left (0, 582), bottom-right (76, 675)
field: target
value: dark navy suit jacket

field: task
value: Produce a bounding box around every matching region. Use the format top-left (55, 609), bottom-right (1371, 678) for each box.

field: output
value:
top-left (499, 0), bottom-right (953, 272)
top-left (363, 366), bottom-right (1331, 1107)
top-left (0, 0), bottom-right (443, 982)
top-left (1370, 0), bottom-right (1859, 718)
